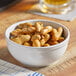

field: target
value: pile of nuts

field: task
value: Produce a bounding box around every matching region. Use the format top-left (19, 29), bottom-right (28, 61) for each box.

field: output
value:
top-left (10, 22), bottom-right (64, 47)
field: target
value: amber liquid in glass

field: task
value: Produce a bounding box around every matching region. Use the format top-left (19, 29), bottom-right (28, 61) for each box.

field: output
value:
top-left (40, 0), bottom-right (73, 14)
top-left (44, 0), bottom-right (71, 5)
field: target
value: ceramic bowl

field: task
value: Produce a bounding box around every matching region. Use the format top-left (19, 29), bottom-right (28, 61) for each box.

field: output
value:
top-left (5, 19), bottom-right (70, 67)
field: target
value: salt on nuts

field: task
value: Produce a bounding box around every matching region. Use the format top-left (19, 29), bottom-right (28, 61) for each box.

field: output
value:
top-left (41, 26), bottom-right (52, 35)
top-left (11, 37), bottom-right (22, 44)
top-left (33, 39), bottom-right (41, 47)
top-left (10, 29), bottom-right (22, 37)
top-left (35, 22), bottom-right (43, 32)
top-left (52, 27), bottom-right (63, 41)
top-left (24, 42), bottom-right (31, 46)
top-left (31, 34), bottom-right (41, 41)
top-left (19, 35), bottom-right (31, 43)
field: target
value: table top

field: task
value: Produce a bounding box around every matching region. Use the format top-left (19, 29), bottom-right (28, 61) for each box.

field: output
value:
top-left (0, 0), bottom-right (76, 76)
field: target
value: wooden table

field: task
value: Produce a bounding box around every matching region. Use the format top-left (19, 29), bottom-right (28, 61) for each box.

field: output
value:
top-left (0, 0), bottom-right (76, 76)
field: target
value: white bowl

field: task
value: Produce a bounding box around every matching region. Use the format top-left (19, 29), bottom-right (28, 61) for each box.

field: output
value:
top-left (5, 19), bottom-right (70, 67)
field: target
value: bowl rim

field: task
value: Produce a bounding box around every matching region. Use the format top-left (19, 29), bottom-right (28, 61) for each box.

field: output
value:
top-left (5, 19), bottom-right (70, 49)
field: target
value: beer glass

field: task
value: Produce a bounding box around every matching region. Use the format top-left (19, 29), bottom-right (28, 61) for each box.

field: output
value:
top-left (39, 0), bottom-right (74, 14)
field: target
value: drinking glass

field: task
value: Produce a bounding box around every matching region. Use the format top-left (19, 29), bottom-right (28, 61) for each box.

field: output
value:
top-left (39, 0), bottom-right (74, 14)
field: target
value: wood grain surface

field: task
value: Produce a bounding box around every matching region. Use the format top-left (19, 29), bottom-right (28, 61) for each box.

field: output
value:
top-left (0, 0), bottom-right (76, 76)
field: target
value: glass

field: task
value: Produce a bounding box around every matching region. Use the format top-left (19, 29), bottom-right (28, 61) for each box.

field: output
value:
top-left (39, 0), bottom-right (74, 14)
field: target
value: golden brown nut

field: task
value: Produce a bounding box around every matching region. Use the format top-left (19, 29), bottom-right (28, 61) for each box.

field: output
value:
top-left (43, 44), bottom-right (50, 47)
top-left (22, 27), bottom-right (36, 34)
top-left (40, 34), bottom-right (50, 46)
top-left (58, 27), bottom-right (63, 37)
top-left (58, 37), bottom-right (64, 43)
top-left (11, 37), bottom-right (22, 44)
top-left (22, 28), bottom-right (28, 34)
top-left (19, 35), bottom-right (31, 43)
top-left (32, 39), bottom-right (41, 47)
top-left (49, 41), bottom-right (58, 45)
top-left (10, 29), bottom-right (22, 37)
top-left (28, 27), bottom-right (36, 33)
top-left (17, 23), bottom-right (32, 29)
top-left (44, 34), bottom-right (50, 41)
top-left (31, 34), bottom-right (41, 41)
top-left (24, 42), bottom-right (31, 46)
top-left (52, 27), bottom-right (63, 41)
top-left (41, 26), bottom-right (52, 35)
top-left (35, 22), bottom-right (43, 32)
top-left (40, 39), bottom-right (46, 46)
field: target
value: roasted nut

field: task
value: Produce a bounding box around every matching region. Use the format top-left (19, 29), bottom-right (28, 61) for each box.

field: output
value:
top-left (33, 39), bottom-right (41, 47)
top-left (35, 22), bottom-right (43, 32)
top-left (41, 26), bottom-right (52, 35)
top-left (22, 28), bottom-right (28, 34)
top-left (10, 29), bottom-right (22, 37)
top-left (24, 42), bottom-right (31, 46)
top-left (58, 27), bottom-right (63, 37)
top-left (43, 44), bottom-right (50, 47)
top-left (49, 41), bottom-right (58, 45)
top-left (28, 27), bottom-right (36, 33)
top-left (22, 27), bottom-right (36, 34)
top-left (17, 23), bottom-right (32, 29)
top-left (11, 37), bottom-right (22, 44)
top-left (58, 37), bottom-right (64, 43)
top-left (52, 27), bottom-right (63, 41)
top-left (19, 35), bottom-right (31, 43)
top-left (31, 34), bottom-right (41, 41)
top-left (44, 34), bottom-right (50, 41)
top-left (40, 39), bottom-right (46, 46)
top-left (40, 34), bottom-right (50, 46)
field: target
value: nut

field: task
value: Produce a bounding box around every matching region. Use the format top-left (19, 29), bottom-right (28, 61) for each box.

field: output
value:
top-left (11, 37), bottom-right (22, 44)
top-left (43, 44), bottom-right (50, 47)
top-left (19, 35), bottom-right (31, 43)
top-left (17, 23), bottom-right (32, 29)
top-left (33, 39), bottom-right (41, 47)
top-left (41, 26), bottom-right (52, 35)
top-left (58, 37), bottom-right (64, 43)
top-left (52, 27), bottom-right (63, 41)
top-left (49, 40), bottom-right (58, 45)
top-left (31, 34), bottom-right (41, 41)
top-left (10, 29), bottom-right (22, 37)
top-left (40, 34), bottom-right (50, 46)
top-left (35, 22), bottom-right (43, 32)
top-left (24, 42), bottom-right (31, 46)
top-left (28, 27), bottom-right (36, 33)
